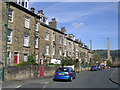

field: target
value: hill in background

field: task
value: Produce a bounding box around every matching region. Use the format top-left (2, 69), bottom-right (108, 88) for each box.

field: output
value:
top-left (93, 49), bottom-right (119, 61)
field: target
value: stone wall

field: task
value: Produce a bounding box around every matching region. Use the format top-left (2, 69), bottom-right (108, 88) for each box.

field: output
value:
top-left (4, 65), bottom-right (37, 81)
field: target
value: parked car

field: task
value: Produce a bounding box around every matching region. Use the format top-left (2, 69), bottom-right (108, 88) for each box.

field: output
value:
top-left (101, 65), bottom-right (105, 69)
top-left (98, 65), bottom-right (104, 70)
top-left (91, 65), bottom-right (99, 71)
top-left (53, 67), bottom-right (76, 81)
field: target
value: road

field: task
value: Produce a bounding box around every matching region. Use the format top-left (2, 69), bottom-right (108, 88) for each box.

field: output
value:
top-left (2, 68), bottom-right (119, 89)
top-left (46, 68), bottom-right (119, 88)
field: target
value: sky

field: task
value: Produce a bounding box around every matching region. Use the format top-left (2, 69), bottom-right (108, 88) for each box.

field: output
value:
top-left (28, 1), bottom-right (118, 50)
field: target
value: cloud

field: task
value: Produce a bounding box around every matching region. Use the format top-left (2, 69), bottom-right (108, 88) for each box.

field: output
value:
top-left (72, 22), bottom-right (85, 29)
top-left (42, 3), bottom-right (117, 23)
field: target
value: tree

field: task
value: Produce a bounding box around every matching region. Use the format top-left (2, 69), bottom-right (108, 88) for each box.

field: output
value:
top-left (27, 54), bottom-right (37, 65)
top-left (61, 57), bottom-right (75, 66)
top-left (93, 53), bottom-right (101, 62)
top-left (107, 60), bottom-right (113, 66)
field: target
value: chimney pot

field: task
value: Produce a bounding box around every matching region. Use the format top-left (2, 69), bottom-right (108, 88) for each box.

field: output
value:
top-left (38, 10), bottom-right (43, 15)
top-left (31, 7), bottom-right (35, 13)
top-left (52, 18), bottom-right (56, 21)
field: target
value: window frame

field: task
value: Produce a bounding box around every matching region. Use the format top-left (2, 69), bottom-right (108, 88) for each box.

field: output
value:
top-left (24, 34), bottom-right (29, 47)
top-left (45, 31), bottom-right (49, 40)
top-left (7, 29), bottom-right (12, 44)
top-left (45, 45), bottom-right (49, 55)
top-left (8, 8), bottom-right (14, 22)
top-left (35, 36), bottom-right (39, 48)
top-left (25, 16), bottom-right (30, 29)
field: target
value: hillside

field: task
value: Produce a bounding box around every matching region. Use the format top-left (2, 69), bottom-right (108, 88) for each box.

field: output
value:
top-left (93, 49), bottom-right (119, 61)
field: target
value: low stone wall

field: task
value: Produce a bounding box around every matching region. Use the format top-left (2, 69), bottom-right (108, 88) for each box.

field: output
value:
top-left (44, 65), bottom-right (59, 77)
top-left (4, 65), bottom-right (36, 81)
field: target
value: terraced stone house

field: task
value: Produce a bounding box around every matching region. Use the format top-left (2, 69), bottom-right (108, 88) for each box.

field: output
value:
top-left (1, 1), bottom-right (93, 66)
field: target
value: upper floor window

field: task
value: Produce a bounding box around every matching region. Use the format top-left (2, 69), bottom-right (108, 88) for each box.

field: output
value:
top-left (59, 36), bottom-right (62, 44)
top-left (52, 45), bottom-right (55, 55)
top-left (52, 32), bottom-right (55, 41)
top-left (59, 47), bottom-right (62, 56)
top-left (45, 31), bottom-right (49, 40)
top-left (45, 45), bottom-right (49, 55)
top-left (8, 8), bottom-right (14, 22)
top-left (24, 34), bottom-right (29, 47)
top-left (7, 29), bottom-right (12, 44)
top-left (35, 22), bottom-right (39, 32)
top-left (25, 16), bottom-right (30, 29)
top-left (64, 37), bottom-right (66, 45)
top-left (35, 36), bottom-right (39, 48)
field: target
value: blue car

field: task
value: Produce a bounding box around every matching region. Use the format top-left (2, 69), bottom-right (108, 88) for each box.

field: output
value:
top-left (53, 67), bottom-right (76, 81)
top-left (91, 65), bottom-right (99, 71)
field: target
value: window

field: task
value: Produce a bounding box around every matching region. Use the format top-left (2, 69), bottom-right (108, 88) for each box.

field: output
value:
top-left (24, 34), bottom-right (29, 47)
top-left (45, 45), bottom-right (49, 55)
top-left (7, 29), bottom-right (12, 44)
top-left (59, 36), bottom-right (62, 44)
top-left (59, 47), bottom-right (62, 56)
top-left (8, 8), bottom-right (13, 22)
top-left (35, 36), bottom-right (38, 48)
top-left (64, 38), bottom-right (66, 45)
top-left (25, 16), bottom-right (30, 28)
top-left (64, 50), bottom-right (66, 57)
top-left (52, 32), bottom-right (55, 41)
top-left (7, 51), bottom-right (11, 66)
top-left (45, 31), bottom-right (49, 40)
top-left (35, 54), bottom-right (38, 63)
top-left (52, 45), bottom-right (55, 55)
top-left (35, 22), bottom-right (39, 32)
top-left (24, 54), bottom-right (28, 62)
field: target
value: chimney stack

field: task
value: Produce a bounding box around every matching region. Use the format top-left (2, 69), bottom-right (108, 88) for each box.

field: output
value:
top-left (49, 18), bottom-right (57, 28)
top-left (38, 10), bottom-right (44, 15)
top-left (61, 27), bottom-right (66, 34)
top-left (31, 7), bottom-right (35, 13)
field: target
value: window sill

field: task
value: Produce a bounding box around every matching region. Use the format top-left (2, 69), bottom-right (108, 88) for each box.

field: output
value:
top-left (24, 27), bottom-right (31, 30)
top-left (7, 42), bottom-right (12, 45)
top-left (45, 39), bottom-right (49, 41)
top-left (35, 31), bottom-right (39, 33)
top-left (45, 54), bottom-right (49, 56)
top-left (23, 46), bottom-right (30, 48)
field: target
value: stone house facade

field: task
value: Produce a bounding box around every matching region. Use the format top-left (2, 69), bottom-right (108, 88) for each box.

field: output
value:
top-left (2, 1), bottom-right (93, 66)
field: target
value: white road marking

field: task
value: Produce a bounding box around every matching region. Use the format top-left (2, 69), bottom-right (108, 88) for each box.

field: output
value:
top-left (16, 85), bottom-right (22, 88)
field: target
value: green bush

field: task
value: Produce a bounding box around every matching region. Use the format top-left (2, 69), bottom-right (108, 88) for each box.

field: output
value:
top-left (61, 57), bottom-right (75, 66)
top-left (107, 61), bottom-right (113, 66)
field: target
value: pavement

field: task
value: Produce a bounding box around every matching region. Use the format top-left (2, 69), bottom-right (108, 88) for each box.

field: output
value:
top-left (2, 77), bottom-right (53, 89)
top-left (109, 67), bottom-right (120, 85)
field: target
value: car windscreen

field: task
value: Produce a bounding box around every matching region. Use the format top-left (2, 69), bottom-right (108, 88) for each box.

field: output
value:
top-left (56, 68), bottom-right (69, 72)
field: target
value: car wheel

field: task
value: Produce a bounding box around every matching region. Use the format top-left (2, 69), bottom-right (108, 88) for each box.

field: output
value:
top-left (69, 77), bottom-right (73, 82)
top-left (73, 76), bottom-right (76, 79)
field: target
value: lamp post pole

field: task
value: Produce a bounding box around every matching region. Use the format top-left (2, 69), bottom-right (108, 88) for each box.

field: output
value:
top-left (4, 2), bottom-right (10, 67)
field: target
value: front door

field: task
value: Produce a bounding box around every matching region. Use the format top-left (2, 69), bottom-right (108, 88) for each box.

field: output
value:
top-left (14, 52), bottom-right (19, 64)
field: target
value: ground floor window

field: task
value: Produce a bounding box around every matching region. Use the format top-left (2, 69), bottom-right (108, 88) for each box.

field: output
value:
top-left (24, 54), bottom-right (28, 62)
top-left (7, 51), bottom-right (11, 66)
